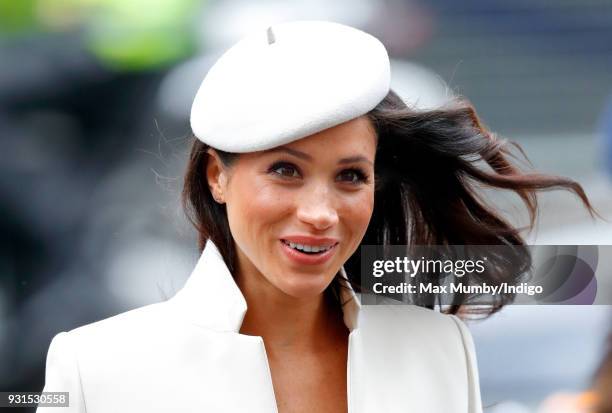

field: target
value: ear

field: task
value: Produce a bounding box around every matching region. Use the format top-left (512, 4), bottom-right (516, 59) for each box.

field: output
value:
top-left (206, 149), bottom-right (227, 203)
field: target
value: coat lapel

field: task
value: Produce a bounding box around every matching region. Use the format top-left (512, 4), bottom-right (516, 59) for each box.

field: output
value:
top-left (168, 239), bottom-right (361, 333)
top-left (167, 239), bottom-right (362, 412)
top-left (168, 239), bottom-right (248, 332)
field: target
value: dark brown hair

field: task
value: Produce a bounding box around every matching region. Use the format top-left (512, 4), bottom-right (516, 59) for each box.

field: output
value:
top-left (182, 89), bottom-right (597, 318)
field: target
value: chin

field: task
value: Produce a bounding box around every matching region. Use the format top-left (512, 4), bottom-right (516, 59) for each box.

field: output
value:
top-left (276, 274), bottom-right (333, 299)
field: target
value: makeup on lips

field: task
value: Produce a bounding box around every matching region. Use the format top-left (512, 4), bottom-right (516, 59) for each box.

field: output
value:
top-left (279, 236), bottom-right (339, 265)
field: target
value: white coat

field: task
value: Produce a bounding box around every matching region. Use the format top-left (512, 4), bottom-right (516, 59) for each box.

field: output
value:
top-left (37, 240), bottom-right (483, 413)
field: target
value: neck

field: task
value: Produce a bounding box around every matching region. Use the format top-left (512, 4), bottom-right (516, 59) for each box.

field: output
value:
top-left (236, 269), bottom-right (347, 355)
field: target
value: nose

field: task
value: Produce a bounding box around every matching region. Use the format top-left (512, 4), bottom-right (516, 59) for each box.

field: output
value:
top-left (296, 185), bottom-right (339, 231)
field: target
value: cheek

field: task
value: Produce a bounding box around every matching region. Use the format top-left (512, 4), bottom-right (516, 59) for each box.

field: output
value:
top-left (341, 190), bottom-right (375, 239)
top-left (227, 178), bottom-right (291, 240)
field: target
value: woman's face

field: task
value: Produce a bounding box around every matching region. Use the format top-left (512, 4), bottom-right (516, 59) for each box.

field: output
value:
top-left (207, 116), bottom-right (377, 299)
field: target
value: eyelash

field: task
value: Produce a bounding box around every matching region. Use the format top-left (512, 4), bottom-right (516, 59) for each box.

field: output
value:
top-left (268, 161), bottom-right (370, 184)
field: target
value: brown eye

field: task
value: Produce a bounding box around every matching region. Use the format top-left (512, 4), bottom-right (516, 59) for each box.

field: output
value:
top-left (337, 168), bottom-right (368, 184)
top-left (269, 162), bottom-right (300, 178)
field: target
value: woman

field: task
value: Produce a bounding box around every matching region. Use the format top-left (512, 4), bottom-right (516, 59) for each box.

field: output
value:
top-left (38, 20), bottom-right (595, 412)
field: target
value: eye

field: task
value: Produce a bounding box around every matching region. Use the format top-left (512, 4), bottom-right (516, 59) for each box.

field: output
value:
top-left (337, 168), bottom-right (369, 184)
top-left (269, 162), bottom-right (301, 178)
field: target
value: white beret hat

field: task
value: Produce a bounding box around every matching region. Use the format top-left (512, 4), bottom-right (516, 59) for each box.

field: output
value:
top-left (190, 20), bottom-right (391, 153)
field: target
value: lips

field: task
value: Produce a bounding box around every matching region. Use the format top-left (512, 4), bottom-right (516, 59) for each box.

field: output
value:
top-left (281, 239), bottom-right (334, 253)
top-left (279, 238), bottom-right (338, 265)
top-left (280, 235), bottom-right (340, 246)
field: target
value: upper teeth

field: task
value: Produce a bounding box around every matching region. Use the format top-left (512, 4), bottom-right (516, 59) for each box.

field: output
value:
top-left (284, 241), bottom-right (334, 253)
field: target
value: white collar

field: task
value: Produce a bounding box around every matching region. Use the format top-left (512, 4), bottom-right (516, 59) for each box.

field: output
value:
top-left (169, 239), bottom-right (361, 333)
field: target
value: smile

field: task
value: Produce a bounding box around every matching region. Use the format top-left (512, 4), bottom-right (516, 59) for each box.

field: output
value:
top-left (281, 240), bottom-right (336, 254)
top-left (279, 239), bottom-right (339, 265)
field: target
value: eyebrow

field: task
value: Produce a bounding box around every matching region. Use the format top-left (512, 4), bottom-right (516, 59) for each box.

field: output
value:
top-left (266, 146), bottom-right (373, 166)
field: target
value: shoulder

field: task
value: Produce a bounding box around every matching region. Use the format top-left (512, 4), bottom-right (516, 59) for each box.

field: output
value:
top-left (39, 301), bottom-right (179, 408)
top-left (358, 295), bottom-right (465, 337)
top-left (42, 300), bottom-right (228, 393)
top-left (356, 295), bottom-right (474, 356)
top-left (351, 297), bottom-right (483, 412)
top-left (66, 300), bottom-right (172, 340)
top-left (354, 296), bottom-right (482, 399)
top-left (52, 299), bottom-right (199, 360)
